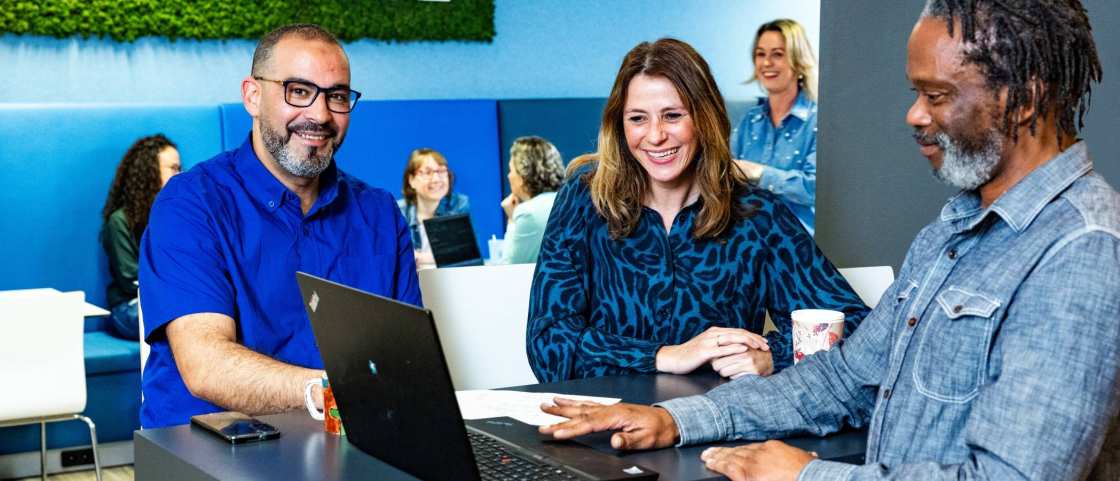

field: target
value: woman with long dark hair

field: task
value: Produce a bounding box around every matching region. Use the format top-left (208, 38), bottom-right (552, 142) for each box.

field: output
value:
top-left (101, 134), bottom-right (180, 339)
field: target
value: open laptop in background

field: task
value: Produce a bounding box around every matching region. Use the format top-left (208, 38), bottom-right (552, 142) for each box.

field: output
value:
top-left (423, 213), bottom-right (484, 267)
top-left (295, 272), bottom-right (658, 481)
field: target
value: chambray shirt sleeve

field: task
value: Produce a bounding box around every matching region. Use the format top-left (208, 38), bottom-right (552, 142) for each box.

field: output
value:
top-left (801, 230), bottom-right (1120, 481)
top-left (759, 198), bottom-right (870, 371)
top-left (657, 238), bottom-right (914, 445)
top-left (757, 132), bottom-right (816, 207)
top-left (138, 181), bottom-right (234, 342)
top-left (526, 178), bottom-right (663, 382)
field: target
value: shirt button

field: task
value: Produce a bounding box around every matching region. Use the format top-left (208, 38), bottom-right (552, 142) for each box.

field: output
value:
top-left (947, 249), bottom-right (957, 260)
top-left (907, 317), bottom-right (918, 327)
top-left (882, 388), bottom-right (892, 400)
top-left (952, 305), bottom-right (963, 314)
top-left (268, 200), bottom-right (275, 208)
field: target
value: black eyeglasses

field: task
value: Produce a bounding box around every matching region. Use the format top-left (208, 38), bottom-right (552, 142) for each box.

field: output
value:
top-left (254, 77), bottom-right (362, 113)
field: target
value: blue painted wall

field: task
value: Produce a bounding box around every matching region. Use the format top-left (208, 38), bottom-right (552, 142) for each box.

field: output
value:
top-left (1, 0), bottom-right (819, 104)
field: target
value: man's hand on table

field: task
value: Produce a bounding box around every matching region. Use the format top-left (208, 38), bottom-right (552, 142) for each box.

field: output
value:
top-left (701, 441), bottom-right (816, 481)
top-left (538, 399), bottom-right (679, 450)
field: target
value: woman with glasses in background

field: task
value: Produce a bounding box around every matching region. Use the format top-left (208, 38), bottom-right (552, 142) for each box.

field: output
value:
top-left (397, 148), bottom-right (470, 269)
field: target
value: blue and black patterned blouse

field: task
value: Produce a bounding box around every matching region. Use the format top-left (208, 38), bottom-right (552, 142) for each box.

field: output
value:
top-left (526, 166), bottom-right (869, 382)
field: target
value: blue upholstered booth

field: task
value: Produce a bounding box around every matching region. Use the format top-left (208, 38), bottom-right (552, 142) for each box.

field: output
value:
top-left (0, 104), bottom-right (222, 464)
top-left (0, 100), bottom-right (507, 469)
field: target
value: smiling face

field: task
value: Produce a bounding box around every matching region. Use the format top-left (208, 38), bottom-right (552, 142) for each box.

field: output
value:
top-left (408, 156), bottom-right (450, 203)
top-left (246, 36), bottom-right (351, 179)
top-left (906, 16), bottom-right (1007, 190)
top-left (754, 31), bottom-right (798, 97)
top-left (622, 74), bottom-right (698, 193)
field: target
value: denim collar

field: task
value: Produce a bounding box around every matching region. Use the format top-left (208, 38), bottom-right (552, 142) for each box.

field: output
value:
top-left (939, 141), bottom-right (1091, 233)
top-left (755, 89), bottom-right (813, 123)
top-left (232, 134), bottom-right (340, 215)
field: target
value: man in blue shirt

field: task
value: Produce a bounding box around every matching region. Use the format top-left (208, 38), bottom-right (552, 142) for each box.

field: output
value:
top-left (538, 1), bottom-right (1119, 480)
top-left (138, 24), bottom-right (420, 428)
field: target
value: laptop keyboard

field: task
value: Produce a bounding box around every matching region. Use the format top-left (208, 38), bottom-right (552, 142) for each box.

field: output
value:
top-left (468, 431), bottom-right (584, 481)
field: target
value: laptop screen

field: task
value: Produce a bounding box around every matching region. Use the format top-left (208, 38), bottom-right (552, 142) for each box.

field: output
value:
top-left (423, 214), bottom-right (483, 267)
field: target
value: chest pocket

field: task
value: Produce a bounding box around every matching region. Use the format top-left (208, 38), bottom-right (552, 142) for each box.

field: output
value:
top-left (913, 287), bottom-right (1001, 403)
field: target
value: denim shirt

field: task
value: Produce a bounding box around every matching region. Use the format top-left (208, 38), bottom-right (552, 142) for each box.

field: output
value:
top-left (659, 142), bottom-right (1120, 480)
top-left (396, 192), bottom-right (470, 248)
top-left (730, 90), bottom-right (817, 233)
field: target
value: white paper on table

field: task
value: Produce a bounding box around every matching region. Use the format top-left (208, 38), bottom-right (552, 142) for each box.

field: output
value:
top-left (455, 390), bottom-right (621, 426)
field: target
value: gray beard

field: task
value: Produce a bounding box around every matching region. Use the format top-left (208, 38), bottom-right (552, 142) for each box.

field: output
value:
top-left (261, 122), bottom-right (334, 178)
top-left (931, 130), bottom-right (1002, 191)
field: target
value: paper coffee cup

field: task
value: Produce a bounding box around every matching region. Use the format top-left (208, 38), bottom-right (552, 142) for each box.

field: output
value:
top-left (791, 309), bottom-right (845, 364)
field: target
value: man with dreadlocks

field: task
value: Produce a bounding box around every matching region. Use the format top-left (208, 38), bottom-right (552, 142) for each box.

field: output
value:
top-left (535, 1), bottom-right (1119, 480)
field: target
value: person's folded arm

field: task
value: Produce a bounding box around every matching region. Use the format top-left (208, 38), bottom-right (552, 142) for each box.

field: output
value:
top-left (803, 230), bottom-right (1120, 480)
top-left (757, 140), bottom-right (816, 207)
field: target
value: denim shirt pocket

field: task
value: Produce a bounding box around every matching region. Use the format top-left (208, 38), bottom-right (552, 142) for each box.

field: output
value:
top-left (913, 286), bottom-right (1001, 403)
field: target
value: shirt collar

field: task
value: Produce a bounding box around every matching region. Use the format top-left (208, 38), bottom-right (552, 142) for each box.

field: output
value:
top-left (755, 89), bottom-right (813, 123)
top-left (232, 134), bottom-right (340, 214)
top-left (939, 141), bottom-right (1091, 233)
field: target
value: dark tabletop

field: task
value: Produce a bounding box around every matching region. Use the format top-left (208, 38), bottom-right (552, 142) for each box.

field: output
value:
top-left (134, 373), bottom-right (866, 481)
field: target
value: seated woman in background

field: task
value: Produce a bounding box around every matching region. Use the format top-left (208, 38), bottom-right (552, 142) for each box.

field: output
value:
top-left (397, 148), bottom-right (470, 268)
top-left (733, 19), bottom-right (819, 234)
top-left (498, 136), bottom-right (565, 264)
top-left (527, 38), bottom-right (868, 383)
top-left (101, 134), bottom-right (181, 340)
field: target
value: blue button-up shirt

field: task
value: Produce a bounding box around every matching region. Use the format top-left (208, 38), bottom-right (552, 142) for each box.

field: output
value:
top-left (527, 165), bottom-right (869, 382)
top-left (731, 91), bottom-right (817, 234)
top-left (139, 137), bottom-right (421, 428)
top-left (660, 142), bottom-right (1120, 480)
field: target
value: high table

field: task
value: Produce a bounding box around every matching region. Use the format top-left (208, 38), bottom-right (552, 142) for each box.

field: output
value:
top-left (134, 373), bottom-right (866, 480)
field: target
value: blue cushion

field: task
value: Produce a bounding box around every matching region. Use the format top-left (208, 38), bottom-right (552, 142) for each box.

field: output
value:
top-left (84, 331), bottom-right (140, 376)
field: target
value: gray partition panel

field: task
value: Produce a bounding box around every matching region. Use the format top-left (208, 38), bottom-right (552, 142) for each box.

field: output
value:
top-left (816, 0), bottom-right (1120, 271)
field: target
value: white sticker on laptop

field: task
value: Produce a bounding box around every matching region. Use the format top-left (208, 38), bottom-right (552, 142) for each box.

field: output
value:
top-left (309, 291), bottom-right (320, 312)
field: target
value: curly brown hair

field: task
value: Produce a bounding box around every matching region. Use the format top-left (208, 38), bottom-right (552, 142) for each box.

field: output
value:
top-left (101, 134), bottom-right (177, 239)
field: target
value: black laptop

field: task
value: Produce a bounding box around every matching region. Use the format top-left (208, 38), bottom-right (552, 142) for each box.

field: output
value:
top-left (423, 213), bottom-right (484, 267)
top-left (295, 272), bottom-right (658, 481)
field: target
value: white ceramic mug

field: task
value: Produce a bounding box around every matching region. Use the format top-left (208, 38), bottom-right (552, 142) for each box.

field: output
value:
top-left (791, 309), bottom-right (845, 364)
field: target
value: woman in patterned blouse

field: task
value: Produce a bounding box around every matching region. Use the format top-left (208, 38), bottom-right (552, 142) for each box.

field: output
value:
top-left (526, 38), bottom-right (869, 383)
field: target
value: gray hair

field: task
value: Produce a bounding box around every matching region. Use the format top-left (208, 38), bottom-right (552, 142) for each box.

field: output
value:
top-left (510, 136), bottom-right (564, 197)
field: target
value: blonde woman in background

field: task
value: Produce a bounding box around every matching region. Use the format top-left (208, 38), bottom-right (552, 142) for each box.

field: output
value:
top-left (733, 18), bottom-right (819, 234)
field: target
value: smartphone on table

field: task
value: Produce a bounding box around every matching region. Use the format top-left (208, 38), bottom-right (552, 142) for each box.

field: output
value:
top-left (190, 411), bottom-right (281, 444)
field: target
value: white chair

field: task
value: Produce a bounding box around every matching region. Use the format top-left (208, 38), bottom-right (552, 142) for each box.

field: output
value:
top-left (138, 290), bottom-right (149, 375)
top-left (419, 264), bottom-right (538, 390)
top-left (837, 266), bottom-right (895, 308)
top-left (0, 290), bottom-right (102, 481)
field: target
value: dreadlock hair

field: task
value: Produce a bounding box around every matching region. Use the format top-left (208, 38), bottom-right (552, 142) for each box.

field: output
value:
top-left (102, 134), bottom-right (177, 239)
top-left (922, 0), bottom-right (1102, 143)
